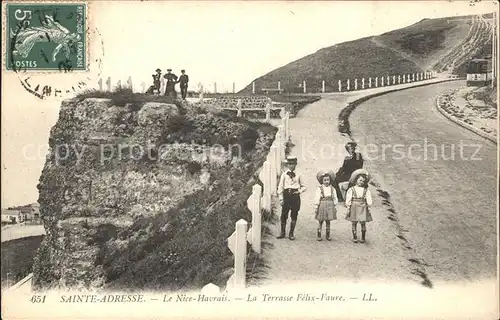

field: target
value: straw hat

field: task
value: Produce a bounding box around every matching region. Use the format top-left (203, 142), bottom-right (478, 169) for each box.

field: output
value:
top-left (316, 170), bottom-right (335, 184)
top-left (349, 168), bottom-right (370, 186)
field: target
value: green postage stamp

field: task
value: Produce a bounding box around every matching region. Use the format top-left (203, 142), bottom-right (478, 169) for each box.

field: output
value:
top-left (6, 2), bottom-right (86, 71)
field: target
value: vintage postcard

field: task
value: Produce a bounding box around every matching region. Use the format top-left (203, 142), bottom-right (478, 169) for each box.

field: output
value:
top-left (1, 1), bottom-right (499, 319)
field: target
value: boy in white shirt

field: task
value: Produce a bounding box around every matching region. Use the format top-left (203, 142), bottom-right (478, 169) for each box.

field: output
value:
top-left (277, 156), bottom-right (306, 240)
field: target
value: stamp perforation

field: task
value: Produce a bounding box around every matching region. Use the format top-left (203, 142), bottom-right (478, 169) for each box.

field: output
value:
top-left (2, 0), bottom-right (93, 74)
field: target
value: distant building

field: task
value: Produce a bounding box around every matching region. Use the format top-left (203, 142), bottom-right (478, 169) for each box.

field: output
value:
top-left (1, 209), bottom-right (21, 224)
top-left (1, 202), bottom-right (41, 224)
top-left (19, 206), bottom-right (34, 221)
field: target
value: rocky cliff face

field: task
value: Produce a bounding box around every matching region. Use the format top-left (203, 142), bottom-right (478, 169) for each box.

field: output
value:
top-left (33, 96), bottom-right (275, 291)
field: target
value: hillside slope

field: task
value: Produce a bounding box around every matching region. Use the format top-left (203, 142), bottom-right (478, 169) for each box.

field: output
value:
top-left (240, 13), bottom-right (493, 94)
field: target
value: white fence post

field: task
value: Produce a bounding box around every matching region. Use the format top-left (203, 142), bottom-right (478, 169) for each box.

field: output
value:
top-left (252, 82), bottom-right (255, 94)
top-left (127, 76), bottom-right (133, 90)
top-left (276, 128), bottom-right (284, 163)
top-left (106, 77), bottom-right (111, 91)
top-left (280, 125), bottom-right (286, 159)
top-left (160, 78), bottom-right (166, 94)
top-left (303, 81), bottom-right (306, 93)
top-left (369, 77), bottom-right (372, 88)
top-left (98, 78), bottom-right (103, 91)
top-left (386, 76), bottom-right (390, 86)
top-left (246, 185), bottom-right (262, 254)
top-left (375, 77), bottom-right (378, 87)
top-left (398, 75), bottom-right (401, 84)
top-left (392, 75), bottom-right (396, 85)
top-left (270, 146), bottom-right (278, 195)
top-left (226, 219), bottom-right (248, 291)
top-left (265, 102), bottom-right (271, 122)
top-left (278, 81), bottom-right (281, 90)
top-left (322, 80), bottom-right (325, 93)
top-left (285, 112), bottom-right (290, 141)
top-left (338, 80), bottom-right (342, 92)
top-left (259, 161), bottom-right (271, 211)
top-left (276, 139), bottom-right (282, 177)
top-left (237, 99), bottom-right (243, 117)
top-left (354, 78), bottom-right (358, 90)
top-left (280, 108), bottom-right (288, 141)
top-left (412, 74), bottom-right (415, 82)
top-left (347, 79), bottom-right (350, 91)
top-left (202, 283), bottom-right (221, 295)
top-left (408, 74), bottom-right (411, 82)
top-left (381, 76), bottom-right (384, 87)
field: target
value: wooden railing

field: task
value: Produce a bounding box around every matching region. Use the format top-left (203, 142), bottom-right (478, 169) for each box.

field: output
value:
top-left (202, 111), bottom-right (290, 293)
top-left (250, 71), bottom-right (436, 94)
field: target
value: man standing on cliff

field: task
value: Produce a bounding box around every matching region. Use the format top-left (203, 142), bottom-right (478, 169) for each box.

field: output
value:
top-left (164, 68), bottom-right (178, 98)
top-left (178, 69), bottom-right (189, 100)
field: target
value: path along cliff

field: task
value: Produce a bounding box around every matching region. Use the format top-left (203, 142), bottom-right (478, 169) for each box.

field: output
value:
top-left (257, 77), bottom-right (497, 288)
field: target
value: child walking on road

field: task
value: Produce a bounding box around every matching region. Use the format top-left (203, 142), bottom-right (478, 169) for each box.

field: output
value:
top-left (345, 171), bottom-right (372, 243)
top-left (314, 170), bottom-right (338, 241)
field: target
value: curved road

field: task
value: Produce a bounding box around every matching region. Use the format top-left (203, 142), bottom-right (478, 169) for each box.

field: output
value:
top-left (261, 80), bottom-right (496, 289)
top-left (349, 80), bottom-right (497, 281)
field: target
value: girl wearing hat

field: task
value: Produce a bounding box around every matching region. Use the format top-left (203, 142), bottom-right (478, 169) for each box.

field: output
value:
top-left (345, 170), bottom-right (372, 243)
top-left (313, 170), bottom-right (338, 241)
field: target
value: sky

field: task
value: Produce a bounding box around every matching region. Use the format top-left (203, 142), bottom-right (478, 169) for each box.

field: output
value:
top-left (90, 1), bottom-right (497, 92)
top-left (1, 0), bottom-right (497, 208)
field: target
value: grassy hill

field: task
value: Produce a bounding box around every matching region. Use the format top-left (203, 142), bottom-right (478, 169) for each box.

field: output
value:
top-left (240, 13), bottom-right (494, 94)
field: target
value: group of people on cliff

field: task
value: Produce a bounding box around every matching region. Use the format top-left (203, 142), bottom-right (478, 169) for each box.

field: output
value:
top-left (277, 142), bottom-right (370, 243)
top-left (146, 68), bottom-right (189, 99)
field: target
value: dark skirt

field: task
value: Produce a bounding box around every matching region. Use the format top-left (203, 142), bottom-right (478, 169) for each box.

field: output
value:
top-left (315, 198), bottom-right (337, 221)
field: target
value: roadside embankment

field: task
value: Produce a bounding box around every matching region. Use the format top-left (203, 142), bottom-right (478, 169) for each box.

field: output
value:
top-left (435, 86), bottom-right (497, 143)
